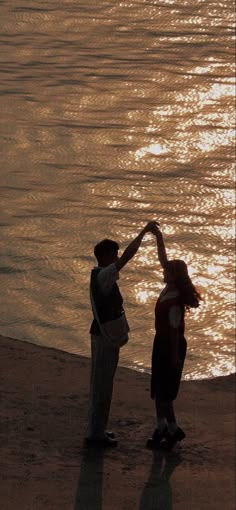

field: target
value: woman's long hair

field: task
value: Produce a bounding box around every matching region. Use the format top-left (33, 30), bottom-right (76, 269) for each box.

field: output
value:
top-left (164, 259), bottom-right (201, 310)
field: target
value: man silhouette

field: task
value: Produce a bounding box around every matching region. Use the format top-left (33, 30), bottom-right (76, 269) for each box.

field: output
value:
top-left (85, 220), bottom-right (158, 447)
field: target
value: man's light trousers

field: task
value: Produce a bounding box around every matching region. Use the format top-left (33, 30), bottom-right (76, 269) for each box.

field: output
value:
top-left (87, 334), bottom-right (119, 438)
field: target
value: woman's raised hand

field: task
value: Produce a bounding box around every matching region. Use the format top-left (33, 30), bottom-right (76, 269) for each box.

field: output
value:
top-left (151, 224), bottom-right (162, 237)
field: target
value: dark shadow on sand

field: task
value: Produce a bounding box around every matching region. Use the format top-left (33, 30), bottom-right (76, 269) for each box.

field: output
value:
top-left (139, 450), bottom-right (182, 510)
top-left (74, 447), bottom-right (104, 510)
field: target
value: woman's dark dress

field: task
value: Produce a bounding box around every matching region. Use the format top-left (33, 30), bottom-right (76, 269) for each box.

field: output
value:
top-left (151, 289), bottom-right (187, 401)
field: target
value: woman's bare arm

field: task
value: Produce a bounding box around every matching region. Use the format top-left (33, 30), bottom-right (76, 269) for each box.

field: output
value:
top-left (151, 226), bottom-right (168, 268)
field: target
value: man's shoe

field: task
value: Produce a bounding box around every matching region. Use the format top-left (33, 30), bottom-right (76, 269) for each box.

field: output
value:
top-left (146, 426), bottom-right (168, 449)
top-left (84, 436), bottom-right (118, 448)
top-left (160, 427), bottom-right (186, 451)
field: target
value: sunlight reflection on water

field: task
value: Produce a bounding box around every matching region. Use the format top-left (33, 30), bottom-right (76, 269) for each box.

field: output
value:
top-left (0, 0), bottom-right (235, 379)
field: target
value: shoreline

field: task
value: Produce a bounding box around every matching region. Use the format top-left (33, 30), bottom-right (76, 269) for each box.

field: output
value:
top-left (0, 334), bottom-right (235, 510)
top-left (0, 332), bottom-right (234, 382)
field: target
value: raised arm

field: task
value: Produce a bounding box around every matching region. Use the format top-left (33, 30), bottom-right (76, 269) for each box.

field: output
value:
top-left (151, 225), bottom-right (168, 268)
top-left (116, 220), bottom-right (159, 271)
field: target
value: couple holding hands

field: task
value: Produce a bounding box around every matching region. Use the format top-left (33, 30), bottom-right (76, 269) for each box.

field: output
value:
top-left (86, 220), bottom-right (201, 451)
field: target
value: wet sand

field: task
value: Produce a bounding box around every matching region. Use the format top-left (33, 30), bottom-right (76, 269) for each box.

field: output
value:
top-left (0, 334), bottom-right (235, 510)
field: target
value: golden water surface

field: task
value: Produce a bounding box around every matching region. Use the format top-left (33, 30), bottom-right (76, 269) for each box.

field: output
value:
top-left (0, 0), bottom-right (235, 379)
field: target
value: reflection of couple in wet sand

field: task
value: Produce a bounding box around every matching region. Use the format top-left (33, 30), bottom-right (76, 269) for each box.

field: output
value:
top-left (85, 220), bottom-right (201, 450)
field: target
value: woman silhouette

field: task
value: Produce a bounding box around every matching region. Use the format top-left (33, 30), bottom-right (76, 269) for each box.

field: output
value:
top-left (147, 226), bottom-right (201, 450)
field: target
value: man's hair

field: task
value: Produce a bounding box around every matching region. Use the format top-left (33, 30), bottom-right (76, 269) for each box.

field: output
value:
top-left (94, 238), bottom-right (119, 263)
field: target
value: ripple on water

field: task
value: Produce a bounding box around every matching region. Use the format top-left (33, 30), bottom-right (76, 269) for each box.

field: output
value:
top-left (0, 0), bottom-right (235, 379)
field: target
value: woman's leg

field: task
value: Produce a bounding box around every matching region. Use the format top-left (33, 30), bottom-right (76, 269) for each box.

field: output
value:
top-left (156, 398), bottom-right (180, 436)
top-left (160, 399), bottom-right (185, 448)
top-left (155, 399), bottom-right (168, 433)
top-left (155, 399), bottom-right (176, 422)
top-left (162, 400), bottom-right (176, 424)
top-left (146, 398), bottom-right (167, 447)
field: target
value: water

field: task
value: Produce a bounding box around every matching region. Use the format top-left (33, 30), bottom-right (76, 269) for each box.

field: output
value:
top-left (0, 0), bottom-right (235, 379)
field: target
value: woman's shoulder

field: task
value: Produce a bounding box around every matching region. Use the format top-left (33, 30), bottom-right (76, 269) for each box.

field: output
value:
top-left (159, 286), bottom-right (180, 303)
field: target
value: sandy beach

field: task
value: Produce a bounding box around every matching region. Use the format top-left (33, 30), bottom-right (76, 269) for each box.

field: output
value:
top-left (0, 334), bottom-right (235, 510)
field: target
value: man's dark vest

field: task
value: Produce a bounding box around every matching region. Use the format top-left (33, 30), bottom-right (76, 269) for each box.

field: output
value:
top-left (89, 267), bottom-right (124, 335)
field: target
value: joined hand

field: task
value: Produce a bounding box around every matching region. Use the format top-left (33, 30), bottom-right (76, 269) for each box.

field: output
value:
top-left (150, 224), bottom-right (162, 237)
top-left (142, 220), bottom-right (160, 234)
